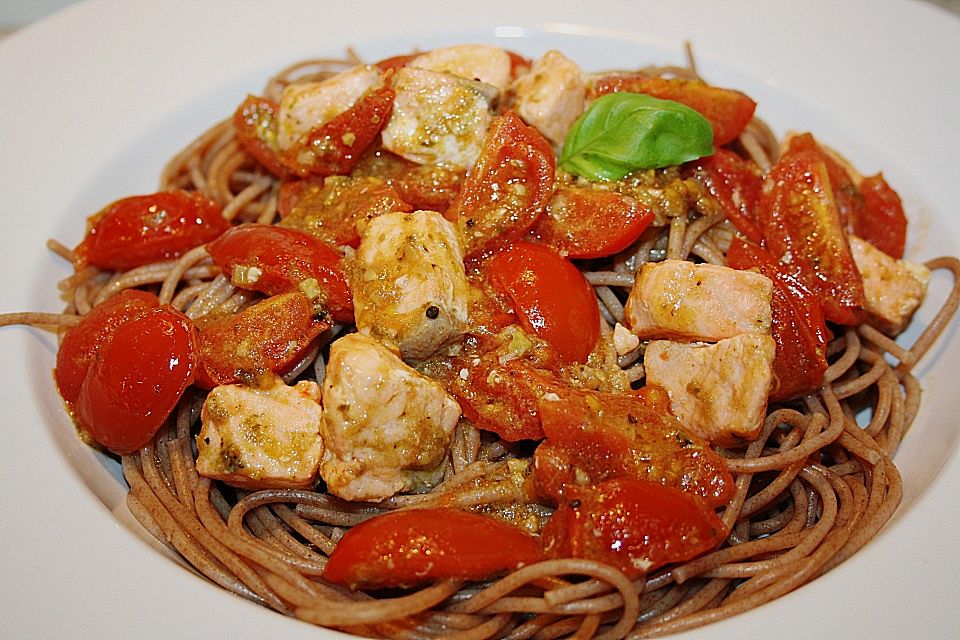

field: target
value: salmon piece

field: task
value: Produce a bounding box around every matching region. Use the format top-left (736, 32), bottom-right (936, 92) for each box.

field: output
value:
top-left (512, 50), bottom-right (587, 146)
top-left (412, 44), bottom-right (512, 92)
top-left (644, 334), bottom-right (776, 445)
top-left (381, 67), bottom-right (495, 169)
top-left (352, 210), bottom-right (470, 362)
top-left (277, 65), bottom-right (384, 151)
top-left (849, 236), bottom-right (930, 335)
top-left (625, 259), bottom-right (772, 341)
top-left (196, 373), bottom-right (324, 490)
top-left (320, 333), bottom-right (461, 502)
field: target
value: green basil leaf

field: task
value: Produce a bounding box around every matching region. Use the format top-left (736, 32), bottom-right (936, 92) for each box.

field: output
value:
top-left (559, 92), bottom-right (714, 181)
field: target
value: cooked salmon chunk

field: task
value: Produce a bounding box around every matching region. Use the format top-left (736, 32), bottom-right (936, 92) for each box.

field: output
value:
top-left (277, 65), bottom-right (384, 151)
top-left (644, 334), bottom-right (776, 445)
top-left (196, 373), bottom-right (324, 490)
top-left (381, 66), bottom-right (495, 169)
top-left (352, 210), bottom-right (470, 361)
top-left (849, 236), bottom-right (931, 335)
top-left (625, 260), bottom-right (773, 341)
top-left (320, 333), bottom-right (461, 502)
top-left (512, 50), bottom-right (587, 146)
top-left (412, 44), bottom-right (513, 92)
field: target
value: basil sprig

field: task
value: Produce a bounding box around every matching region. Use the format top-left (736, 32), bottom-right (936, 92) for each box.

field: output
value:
top-left (559, 93), bottom-right (714, 181)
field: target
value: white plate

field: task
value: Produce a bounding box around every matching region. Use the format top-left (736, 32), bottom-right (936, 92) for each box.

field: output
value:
top-left (1, 1), bottom-right (958, 638)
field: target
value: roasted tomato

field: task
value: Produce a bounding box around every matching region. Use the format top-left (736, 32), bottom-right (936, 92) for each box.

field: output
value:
top-left (541, 477), bottom-right (726, 579)
top-left (277, 176), bottom-right (412, 248)
top-left (55, 290), bottom-right (159, 402)
top-left (727, 238), bottom-right (830, 400)
top-left (683, 149), bottom-right (764, 244)
top-left (783, 133), bottom-right (864, 230)
top-left (484, 242), bottom-right (600, 364)
top-left (322, 508), bottom-right (545, 589)
top-left (195, 292), bottom-right (330, 388)
top-left (757, 147), bottom-right (865, 325)
top-left (430, 349), bottom-right (564, 442)
top-left (855, 173), bottom-right (907, 259)
top-left (206, 224), bottom-right (353, 323)
top-left (288, 86), bottom-right (395, 178)
top-left (74, 191), bottom-right (229, 271)
top-left (532, 186), bottom-right (655, 259)
top-left (593, 74), bottom-right (756, 146)
top-left (75, 305), bottom-right (198, 455)
top-left (533, 386), bottom-right (734, 508)
top-left (233, 95), bottom-right (289, 178)
top-left (373, 53), bottom-right (418, 74)
top-left (448, 111), bottom-right (555, 258)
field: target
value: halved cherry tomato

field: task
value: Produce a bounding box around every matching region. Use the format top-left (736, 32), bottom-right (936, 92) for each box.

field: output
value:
top-left (194, 292), bottom-right (329, 388)
top-left (55, 290), bottom-right (159, 403)
top-left (288, 87), bottom-right (395, 178)
top-left (277, 176), bottom-right (412, 248)
top-left (485, 242), bottom-right (599, 364)
top-left (448, 111), bottom-right (555, 258)
top-left (533, 386), bottom-right (734, 508)
top-left (75, 191), bottom-right (229, 271)
top-left (855, 173), bottom-right (907, 259)
top-left (394, 163), bottom-right (465, 212)
top-left (76, 306), bottom-right (197, 455)
top-left (541, 477), bottom-right (726, 579)
top-left (727, 238), bottom-right (830, 400)
top-left (323, 508), bottom-right (545, 589)
top-left (432, 351), bottom-right (564, 442)
top-left (532, 186), bottom-right (655, 259)
top-left (206, 224), bottom-right (353, 323)
top-left (233, 95), bottom-right (290, 178)
top-left (506, 50), bottom-right (533, 77)
top-left (783, 133), bottom-right (864, 230)
top-left (593, 75), bottom-right (756, 146)
top-left (757, 147), bottom-right (865, 325)
top-left (683, 149), bottom-right (763, 244)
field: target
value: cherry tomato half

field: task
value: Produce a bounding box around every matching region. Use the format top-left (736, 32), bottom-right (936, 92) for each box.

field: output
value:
top-left (55, 290), bottom-right (158, 403)
top-left (757, 147), bottom-right (865, 325)
top-left (75, 191), bottom-right (229, 271)
top-left (233, 95), bottom-right (290, 178)
top-left (195, 292), bottom-right (330, 389)
top-left (206, 224), bottom-right (353, 323)
top-left (727, 238), bottom-right (830, 400)
top-left (484, 242), bottom-right (600, 364)
top-left (75, 305), bottom-right (197, 455)
top-left (683, 149), bottom-right (764, 244)
top-left (855, 173), bottom-right (907, 259)
top-left (532, 186), bottom-right (655, 259)
top-left (448, 111), bottom-right (555, 258)
top-left (323, 508), bottom-right (545, 589)
top-left (542, 477), bottom-right (726, 579)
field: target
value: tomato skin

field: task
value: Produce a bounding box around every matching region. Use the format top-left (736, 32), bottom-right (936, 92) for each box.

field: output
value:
top-left (593, 74), bottom-right (756, 146)
top-left (373, 53), bottom-right (417, 73)
top-left (76, 306), bottom-right (197, 455)
top-left (434, 352), bottom-right (562, 442)
top-left (448, 111), bottom-right (555, 258)
top-left (206, 224), bottom-right (353, 323)
top-left (532, 186), bottom-right (655, 259)
top-left (233, 95), bottom-right (290, 178)
top-left (194, 292), bottom-right (330, 389)
top-left (485, 242), bottom-right (600, 364)
top-left (757, 148), bottom-right (865, 325)
top-left (289, 87), bottom-right (395, 178)
top-left (534, 386), bottom-right (734, 508)
top-left (683, 149), bottom-right (764, 244)
top-left (323, 508), bottom-right (545, 589)
top-left (55, 290), bottom-right (159, 403)
top-left (854, 173), bottom-right (907, 259)
top-left (727, 238), bottom-right (830, 400)
top-left (75, 191), bottom-right (229, 271)
top-left (277, 176), bottom-right (412, 248)
top-left (541, 477), bottom-right (726, 579)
